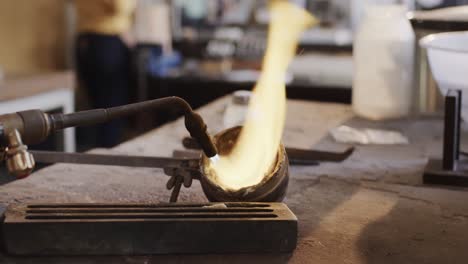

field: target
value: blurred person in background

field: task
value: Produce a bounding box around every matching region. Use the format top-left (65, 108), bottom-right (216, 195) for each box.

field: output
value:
top-left (74, 0), bottom-right (136, 148)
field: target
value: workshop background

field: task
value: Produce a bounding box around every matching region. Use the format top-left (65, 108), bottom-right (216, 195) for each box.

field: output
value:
top-left (2, 0), bottom-right (468, 263)
top-left (1, 0), bottom-right (464, 152)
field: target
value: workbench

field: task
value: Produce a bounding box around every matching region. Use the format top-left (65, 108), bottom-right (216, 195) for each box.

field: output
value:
top-left (1, 96), bottom-right (468, 263)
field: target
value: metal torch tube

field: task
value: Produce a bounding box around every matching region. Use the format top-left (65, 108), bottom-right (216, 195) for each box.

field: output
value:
top-left (50, 97), bottom-right (192, 130)
top-left (49, 97), bottom-right (217, 157)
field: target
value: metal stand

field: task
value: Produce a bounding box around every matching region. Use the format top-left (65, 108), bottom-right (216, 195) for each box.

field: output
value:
top-left (424, 90), bottom-right (468, 186)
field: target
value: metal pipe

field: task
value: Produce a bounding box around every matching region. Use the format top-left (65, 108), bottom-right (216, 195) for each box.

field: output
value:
top-left (50, 97), bottom-right (192, 130)
top-left (30, 150), bottom-right (199, 170)
top-left (47, 97), bottom-right (218, 157)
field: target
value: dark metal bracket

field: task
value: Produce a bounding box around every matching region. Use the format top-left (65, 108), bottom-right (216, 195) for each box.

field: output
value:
top-left (423, 89), bottom-right (468, 186)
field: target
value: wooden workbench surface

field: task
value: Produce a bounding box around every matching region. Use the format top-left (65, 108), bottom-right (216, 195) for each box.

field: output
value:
top-left (0, 71), bottom-right (74, 101)
top-left (1, 96), bottom-right (468, 263)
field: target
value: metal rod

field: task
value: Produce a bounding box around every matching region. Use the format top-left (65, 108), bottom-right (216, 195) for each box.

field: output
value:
top-left (182, 137), bottom-right (354, 163)
top-left (30, 151), bottom-right (199, 170)
top-left (443, 90), bottom-right (459, 171)
top-left (456, 90), bottom-right (462, 160)
top-left (170, 176), bottom-right (183, 203)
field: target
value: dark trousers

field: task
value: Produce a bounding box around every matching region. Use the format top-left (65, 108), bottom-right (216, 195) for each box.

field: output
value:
top-left (75, 33), bottom-right (130, 148)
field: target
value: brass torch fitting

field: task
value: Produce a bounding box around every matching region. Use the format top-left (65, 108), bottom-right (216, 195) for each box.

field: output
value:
top-left (5, 129), bottom-right (35, 178)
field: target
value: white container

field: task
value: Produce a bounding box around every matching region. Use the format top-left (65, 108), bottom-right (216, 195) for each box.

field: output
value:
top-left (420, 31), bottom-right (468, 120)
top-left (351, 0), bottom-right (415, 33)
top-left (352, 4), bottom-right (415, 120)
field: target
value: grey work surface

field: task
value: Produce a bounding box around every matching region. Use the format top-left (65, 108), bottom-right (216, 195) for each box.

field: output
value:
top-left (1, 96), bottom-right (468, 263)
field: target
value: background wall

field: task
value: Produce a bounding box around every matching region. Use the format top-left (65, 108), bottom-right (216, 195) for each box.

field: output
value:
top-left (0, 0), bottom-right (67, 74)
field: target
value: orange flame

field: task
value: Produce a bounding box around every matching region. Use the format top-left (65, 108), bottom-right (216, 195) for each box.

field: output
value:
top-left (209, 1), bottom-right (317, 190)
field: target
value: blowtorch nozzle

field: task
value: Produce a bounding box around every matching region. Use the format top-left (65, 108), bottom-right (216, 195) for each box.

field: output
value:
top-left (184, 112), bottom-right (218, 158)
top-left (210, 154), bottom-right (220, 164)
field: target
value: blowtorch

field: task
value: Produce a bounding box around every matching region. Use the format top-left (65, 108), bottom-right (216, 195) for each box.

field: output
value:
top-left (0, 96), bottom-right (217, 179)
